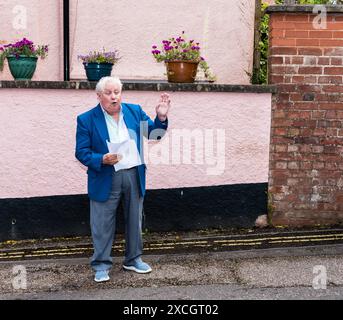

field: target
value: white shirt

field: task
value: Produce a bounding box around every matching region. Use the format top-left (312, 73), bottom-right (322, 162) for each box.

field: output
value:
top-left (100, 104), bottom-right (130, 143)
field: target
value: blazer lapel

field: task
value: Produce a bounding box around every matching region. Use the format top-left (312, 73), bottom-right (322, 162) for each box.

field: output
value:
top-left (122, 103), bottom-right (141, 153)
top-left (122, 103), bottom-right (137, 136)
top-left (93, 104), bottom-right (110, 147)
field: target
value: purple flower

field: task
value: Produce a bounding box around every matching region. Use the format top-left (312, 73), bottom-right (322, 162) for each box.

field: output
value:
top-left (151, 32), bottom-right (215, 80)
top-left (78, 48), bottom-right (120, 64)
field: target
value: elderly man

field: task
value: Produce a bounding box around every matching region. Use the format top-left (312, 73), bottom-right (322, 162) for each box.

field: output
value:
top-left (75, 76), bottom-right (170, 282)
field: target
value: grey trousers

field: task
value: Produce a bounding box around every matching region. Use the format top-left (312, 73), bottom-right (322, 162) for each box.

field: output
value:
top-left (90, 167), bottom-right (143, 272)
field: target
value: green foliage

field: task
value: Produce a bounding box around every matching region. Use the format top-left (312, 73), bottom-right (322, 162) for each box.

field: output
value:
top-left (276, 0), bottom-right (343, 4)
top-left (252, 2), bottom-right (269, 84)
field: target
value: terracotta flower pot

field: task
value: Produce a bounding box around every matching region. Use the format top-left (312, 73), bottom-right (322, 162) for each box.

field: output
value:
top-left (165, 61), bottom-right (199, 83)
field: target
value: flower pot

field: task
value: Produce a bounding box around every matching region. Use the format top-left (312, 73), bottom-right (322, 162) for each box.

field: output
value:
top-left (83, 62), bottom-right (113, 81)
top-left (7, 55), bottom-right (38, 80)
top-left (165, 61), bottom-right (199, 83)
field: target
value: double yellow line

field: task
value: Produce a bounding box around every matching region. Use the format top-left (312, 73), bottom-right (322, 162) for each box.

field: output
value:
top-left (0, 232), bottom-right (342, 261)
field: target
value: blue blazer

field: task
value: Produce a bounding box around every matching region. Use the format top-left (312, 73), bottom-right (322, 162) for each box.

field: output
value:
top-left (75, 103), bottom-right (168, 202)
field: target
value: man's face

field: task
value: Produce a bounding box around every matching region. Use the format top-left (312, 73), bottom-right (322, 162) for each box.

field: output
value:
top-left (98, 82), bottom-right (122, 115)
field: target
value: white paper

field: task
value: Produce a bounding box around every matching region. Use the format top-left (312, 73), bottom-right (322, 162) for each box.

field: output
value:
top-left (106, 139), bottom-right (142, 171)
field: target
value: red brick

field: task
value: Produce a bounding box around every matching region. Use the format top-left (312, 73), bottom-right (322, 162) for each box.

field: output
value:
top-left (285, 30), bottom-right (309, 38)
top-left (272, 119), bottom-right (294, 127)
top-left (311, 111), bottom-right (326, 119)
top-left (271, 21), bottom-right (296, 30)
top-left (303, 56), bottom-right (317, 65)
top-left (274, 128), bottom-right (287, 135)
top-left (292, 119), bottom-right (309, 127)
top-left (285, 14), bottom-right (309, 22)
top-left (325, 110), bottom-right (337, 118)
top-left (274, 110), bottom-right (286, 118)
top-left (296, 85), bottom-right (321, 93)
top-left (293, 102), bottom-right (318, 110)
top-left (289, 93), bottom-right (303, 101)
top-left (272, 38), bottom-right (296, 47)
top-left (291, 57), bottom-right (304, 64)
top-left (320, 39), bottom-right (343, 47)
top-left (294, 22), bottom-right (317, 30)
top-left (324, 146), bottom-right (338, 154)
top-left (318, 103), bottom-right (343, 110)
top-left (325, 22), bottom-right (343, 30)
top-left (316, 93), bottom-right (342, 102)
top-left (270, 75), bottom-right (284, 83)
top-left (313, 128), bottom-right (327, 136)
top-left (324, 67), bottom-right (343, 75)
top-left (296, 39), bottom-right (320, 46)
top-left (275, 144), bottom-right (288, 152)
top-left (277, 84), bottom-right (297, 93)
top-left (324, 48), bottom-right (343, 56)
top-left (298, 47), bottom-right (322, 56)
top-left (313, 162), bottom-right (325, 169)
top-left (292, 76), bottom-right (317, 84)
top-left (270, 56), bottom-right (283, 64)
top-left (275, 161), bottom-right (288, 169)
top-left (309, 31), bottom-right (333, 38)
top-left (318, 76), bottom-right (342, 84)
top-left (272, 29), bottom-right (285, 38)
top-left (332, 31), bottom-right (343, 38)
top-left (330, 58), bottom-right (342, 65)
top-left (322, 86), bottom-right (343, 93)
top-left (298, 66), bottom-right (322, 74)
top-left (271, 47), bottom-right (298, 55)
top-left (271, 66), bottom-right (298, 74)
top-left (318, 57), bottom-right (330, 65)
top-left (288, 162), bottom-right (299, 170)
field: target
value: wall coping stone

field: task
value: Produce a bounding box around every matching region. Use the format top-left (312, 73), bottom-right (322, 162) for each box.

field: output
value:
top-left (0, 80), bottom-right (276, 93)
top-left (266, 5), bottom-right (343, 14)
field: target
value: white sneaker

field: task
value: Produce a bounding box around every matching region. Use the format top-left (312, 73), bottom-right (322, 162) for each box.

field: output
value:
top-left (123, 259), bottom-right (152, 274)
top-left (94, 270), bottom-right (110, 282)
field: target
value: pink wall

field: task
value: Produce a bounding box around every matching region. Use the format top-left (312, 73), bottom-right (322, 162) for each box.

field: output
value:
top-left (0, 0), bottom-right (256, 84)
top-left (0, 89), bottom-right (271, 199)
top-left (0, 0), bottom-right (62, 80)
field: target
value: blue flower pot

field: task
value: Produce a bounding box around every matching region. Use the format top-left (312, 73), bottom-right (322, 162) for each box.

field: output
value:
top-left (7, 55), bottom-right (38, 80)
top-left (83, 63), bottom-right (113, 81)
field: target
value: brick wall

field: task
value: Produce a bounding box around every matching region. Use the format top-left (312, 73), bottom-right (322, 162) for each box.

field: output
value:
top-left (268, 8), bottom-right (343, 226)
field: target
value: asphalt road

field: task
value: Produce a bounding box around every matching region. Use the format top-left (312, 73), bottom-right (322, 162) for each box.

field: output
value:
top-left (0, 244), bottom-right (342, 301)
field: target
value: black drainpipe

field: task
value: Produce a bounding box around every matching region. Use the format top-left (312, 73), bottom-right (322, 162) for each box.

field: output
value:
top-left (63, 0), bottom-right (70, 81)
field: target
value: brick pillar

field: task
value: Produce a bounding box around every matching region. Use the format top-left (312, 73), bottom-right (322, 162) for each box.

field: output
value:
top-left (267, 6), bottom-right (343, 226)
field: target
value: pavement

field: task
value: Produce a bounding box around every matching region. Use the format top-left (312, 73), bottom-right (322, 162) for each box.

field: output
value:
top-left (0, 228), bottom-right (343, 300)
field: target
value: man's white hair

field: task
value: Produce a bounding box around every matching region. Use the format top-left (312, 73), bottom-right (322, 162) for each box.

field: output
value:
top-left (96, 76), bottom-right (123, 93)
